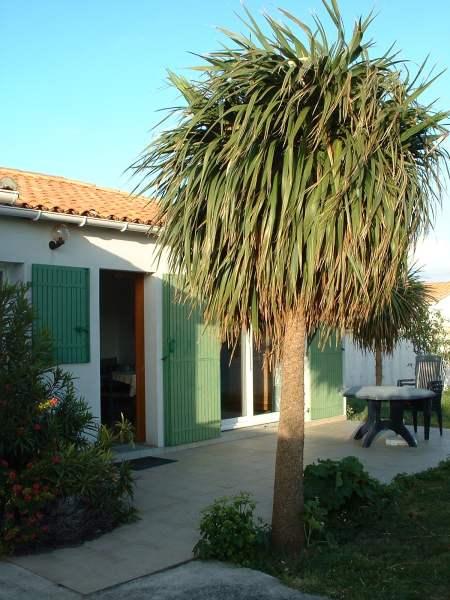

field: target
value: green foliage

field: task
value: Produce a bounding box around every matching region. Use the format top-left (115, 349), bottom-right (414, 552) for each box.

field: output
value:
top-left (0, 282), bottom-right (136, 554)
top-left (193, 493), bottom-right (269, 565)
top-left (304, 456), bottom-right (389, 517)
top-left (194, 462), bottom-right (450, 599)
top-left (286, 459), bottom-right (450, 600)
top-left (132, 0), bottom-right (449, 355)
top-left (0, 460), bottom-right (57, 548)
top-left (302, 456), bottom-right (393, 544)
top-left (352, 267), bottom-right (432, 355)
top-left (408, 308), bottom-right (450, 363)
top-left (303, 498), bottom-right (327, 547)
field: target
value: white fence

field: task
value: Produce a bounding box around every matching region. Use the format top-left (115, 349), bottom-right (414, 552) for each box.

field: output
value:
top-left (343, 336), bottom-right (416, 388)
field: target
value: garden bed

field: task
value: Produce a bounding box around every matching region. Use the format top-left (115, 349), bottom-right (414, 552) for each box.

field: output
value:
top-left (279, 460), bottom-right (450, 600)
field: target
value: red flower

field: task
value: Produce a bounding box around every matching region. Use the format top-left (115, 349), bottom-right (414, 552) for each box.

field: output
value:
top-left (33, 423), bottom-right (42, 431)
top-left (26, 462), bottom-right (33, 469)
top-left (0, 458), bottom-right (8, 468)
top-left (12, 484), bottom-right (23, 495)
top-left (32, 482), bottom-right (40, 492)
top-left (41, 525), bottom-right (49, 533)
top-left (49, 397), bottom-right (59, 407)
top-left (24, 494), bottom-right (33, 502)
top-left (51, 455), bottom-right (61, 464)
top-left (8, 471), bottom-right (16, 480)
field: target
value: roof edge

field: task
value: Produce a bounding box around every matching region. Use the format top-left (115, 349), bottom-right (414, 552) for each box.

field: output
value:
top-left (0, 204), bottom-right (160, 236)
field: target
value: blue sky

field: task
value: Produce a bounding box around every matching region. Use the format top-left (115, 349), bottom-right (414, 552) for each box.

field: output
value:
top-left (1, 0), bottom-right (449, 279)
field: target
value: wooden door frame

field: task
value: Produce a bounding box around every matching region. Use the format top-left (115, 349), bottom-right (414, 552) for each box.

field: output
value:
top-left (134, 273), bottom-right (146, 442)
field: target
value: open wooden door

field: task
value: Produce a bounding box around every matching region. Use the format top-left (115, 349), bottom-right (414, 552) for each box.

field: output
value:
top-left (134, 274), bottom-right (146, 442)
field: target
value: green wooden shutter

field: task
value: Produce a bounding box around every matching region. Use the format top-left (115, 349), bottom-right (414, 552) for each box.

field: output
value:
top-left (32, 264), bottom-right (90, 364)
top-left (163, 276), bottom-right (221, 446)
top-left (309, 333), bottom-right (343, 420)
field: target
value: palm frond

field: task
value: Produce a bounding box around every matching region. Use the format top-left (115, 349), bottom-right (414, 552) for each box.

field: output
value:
top-left (131, 0), bottom-right (449, 356)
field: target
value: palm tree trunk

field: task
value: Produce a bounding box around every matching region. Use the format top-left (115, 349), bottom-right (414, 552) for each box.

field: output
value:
top-left (271, 305), bottom-right (306, 554)
top-left (375, 345), bottom-right (382, 385)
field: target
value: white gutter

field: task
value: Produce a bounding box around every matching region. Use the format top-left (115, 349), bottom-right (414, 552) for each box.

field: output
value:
top-left (0, 190), bottom-right (19, 205)
top-left (0, 204), bottom-right (159, 235)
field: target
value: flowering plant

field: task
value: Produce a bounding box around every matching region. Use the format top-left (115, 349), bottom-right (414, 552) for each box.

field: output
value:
top-left (0, 282), bottom-right (135, 554)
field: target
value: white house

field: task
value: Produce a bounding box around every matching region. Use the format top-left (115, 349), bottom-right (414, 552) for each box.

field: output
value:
top-left (0, 167), bottom-right (345, 447)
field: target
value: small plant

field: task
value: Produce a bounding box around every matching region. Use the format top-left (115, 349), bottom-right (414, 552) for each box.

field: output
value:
top-left (97, 414), bottom-right (135, 449)
top-left (113, 413), bottom-right (135, 446)
top-left (193, 492), bottom-right (269, 565)
top-left (303, 498), bottom-right (327, 547)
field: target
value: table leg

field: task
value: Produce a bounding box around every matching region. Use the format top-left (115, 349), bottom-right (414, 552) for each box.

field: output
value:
top-left (362, 401), bottom-right (384, 448)
top-left (353, 399), bottom-right (375, 440)
top-left (354, 421), bottom-right (369, 440)
top-left (423, 398), bottom-right (432, 441)
top-left (389, 400), bottom-right (417, 448)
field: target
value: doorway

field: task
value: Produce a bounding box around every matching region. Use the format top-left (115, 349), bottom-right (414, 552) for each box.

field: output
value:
top-left (99, 270), bottom-right (146, 441)
top-left (220, 342), bottom-right (243, 419)
top-left (252, 337), bottom-right (280, 414)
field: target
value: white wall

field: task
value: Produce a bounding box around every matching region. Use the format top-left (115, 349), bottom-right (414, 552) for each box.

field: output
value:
top-left (344, 336), bottom-right (416, 387)
top-left (0, 215), bottom-right (168, 445)
top-left (434, 296), bottom-right (450, 321)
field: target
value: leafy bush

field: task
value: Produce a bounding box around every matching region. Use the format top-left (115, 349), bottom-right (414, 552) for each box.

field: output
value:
top-left (304, 456), bottom-right (388, 514)
top-left (193, 493), bottom-right (269, 565)
top-left (0, 282), bottom-right (136, 554)
top-left (303, 456), bottom-right (392, 544)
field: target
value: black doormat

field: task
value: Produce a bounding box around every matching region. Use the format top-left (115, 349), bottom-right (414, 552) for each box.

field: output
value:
top-left (126, 456), bottom-right (177, 471)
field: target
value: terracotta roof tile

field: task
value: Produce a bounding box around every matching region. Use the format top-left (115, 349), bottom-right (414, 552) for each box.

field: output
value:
top-left (0, 167), bottom-right (159, 226)
top-left (427, 282), bottom-right (450, 303)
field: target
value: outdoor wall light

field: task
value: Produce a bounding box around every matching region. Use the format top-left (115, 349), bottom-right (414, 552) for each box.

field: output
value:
top-left (49, 224), bottom-right (70, 250)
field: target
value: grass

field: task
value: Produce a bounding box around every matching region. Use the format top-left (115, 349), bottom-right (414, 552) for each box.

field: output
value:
top-left (259, 460), bottom-right (450, 600)
top-left (347, 390), bottom-right (450, 430)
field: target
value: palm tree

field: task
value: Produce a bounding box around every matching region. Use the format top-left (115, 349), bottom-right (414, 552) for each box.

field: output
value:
top-left (132, 1), bottom-right (449, 552)
top-left (352, 267), bottom-right (433, 383)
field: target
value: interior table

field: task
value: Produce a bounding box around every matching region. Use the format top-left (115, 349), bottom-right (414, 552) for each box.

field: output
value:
top-left (343, 385), bottom-right (436, 448)
top-left (112, 371), bottom-right (136, 397)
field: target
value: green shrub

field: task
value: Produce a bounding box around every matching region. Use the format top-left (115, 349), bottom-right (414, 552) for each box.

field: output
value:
top-left (193, 493), bottom-right (269, 565)
top-left (0, 282), bottom-right (136, 554)
top-left (304, 456), bottom-right (391, 536)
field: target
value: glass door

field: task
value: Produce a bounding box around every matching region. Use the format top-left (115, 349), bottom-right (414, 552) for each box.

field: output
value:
top-left (220, 342), bottom-right (243, 419)
top-left (252, 337), bottom-right (280, 414)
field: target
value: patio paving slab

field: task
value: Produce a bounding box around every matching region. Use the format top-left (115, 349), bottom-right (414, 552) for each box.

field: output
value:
top-left (0, 562), bottom-right (79, 600)
top-left (7, 420), bottom-right (450, 594)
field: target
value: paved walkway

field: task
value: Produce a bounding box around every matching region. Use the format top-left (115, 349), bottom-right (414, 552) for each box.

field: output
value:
top-left (5, 420), bottom-right (450, 595)
top-left (0, 561), bottom-right (324, 600)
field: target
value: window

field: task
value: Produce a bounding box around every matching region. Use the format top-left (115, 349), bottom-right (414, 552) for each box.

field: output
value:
top-left (32, 264), bottom-right (90, 364)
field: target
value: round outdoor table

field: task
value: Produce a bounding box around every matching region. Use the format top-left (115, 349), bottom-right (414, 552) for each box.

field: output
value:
top-left (343, 385), bottom-right (436, 448)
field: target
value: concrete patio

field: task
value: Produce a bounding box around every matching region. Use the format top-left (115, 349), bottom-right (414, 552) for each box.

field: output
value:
top-left (6, 419), bottom-right (450, 595)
